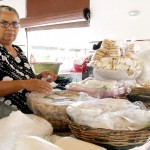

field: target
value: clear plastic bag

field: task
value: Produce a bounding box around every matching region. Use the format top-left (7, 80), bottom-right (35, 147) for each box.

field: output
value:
top-left (67, 98), bottom-right (150, 130)
top-left (66, 78), bottom-right (126, 98)
top-left (136, 49), bottom-right (150, 84)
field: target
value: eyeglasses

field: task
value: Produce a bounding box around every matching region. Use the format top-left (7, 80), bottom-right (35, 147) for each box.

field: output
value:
top-left (0, 21), bottom-right (20, 28)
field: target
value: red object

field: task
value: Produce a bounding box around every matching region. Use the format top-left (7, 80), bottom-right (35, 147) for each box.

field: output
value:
top-left (74, 64), bottom-right (83, 72)
top-left (73, 56), bottom-right (91, 72)
top-left (74, 61), bottom-right (87, 72)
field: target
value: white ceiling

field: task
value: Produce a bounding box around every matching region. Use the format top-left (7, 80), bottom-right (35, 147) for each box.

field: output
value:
top-left (0, 0), bottom-right (26, 18)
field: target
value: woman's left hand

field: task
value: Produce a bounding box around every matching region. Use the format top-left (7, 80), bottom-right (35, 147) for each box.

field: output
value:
top-left (37, 70), bottom-right (57, 82)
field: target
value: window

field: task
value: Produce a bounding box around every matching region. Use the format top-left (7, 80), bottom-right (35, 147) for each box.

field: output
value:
top-left (28, 27), bottom-right (93, 72)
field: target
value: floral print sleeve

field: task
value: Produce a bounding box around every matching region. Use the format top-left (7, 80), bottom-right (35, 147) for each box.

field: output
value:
top-left (0, 44), bottom-right (36, 113)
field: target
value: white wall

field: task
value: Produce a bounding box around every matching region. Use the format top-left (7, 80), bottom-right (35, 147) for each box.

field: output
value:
top-left (0, 0), bottom-right (27, 53)
top-left (90, 0), bottom-right (150, 41)
top-left (0, 0), bottom-right (26, 18)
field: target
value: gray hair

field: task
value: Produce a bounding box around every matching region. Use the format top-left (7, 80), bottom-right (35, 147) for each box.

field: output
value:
top-left (0, 5), bottom-right (19, 19)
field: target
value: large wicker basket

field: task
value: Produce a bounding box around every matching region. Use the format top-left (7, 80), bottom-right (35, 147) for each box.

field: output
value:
top-left (34, 111), bottom-right (70, 131)
top-left (68, 121), bottom-right (150, 150)
top-left (27, 101), bottom-right (70, 131)
top-left (26, 91), bottom-right (79, 131)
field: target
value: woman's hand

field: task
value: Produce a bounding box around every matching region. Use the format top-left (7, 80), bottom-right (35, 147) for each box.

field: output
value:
top-left (23, 79), bottom-right (52, 95)
top-left (37, 70), bottom-right (57, 82)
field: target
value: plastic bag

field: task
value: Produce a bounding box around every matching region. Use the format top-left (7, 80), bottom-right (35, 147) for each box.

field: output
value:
top-left (93, 68), bottom-right (141, 80)
top-left (0, 111), bottom-right (53, 150)
top-left (66, 78), bottom-right (126, 98)
top-left (67, 98), bottom-right (150, 130)
top-left (136, 49), bottom-right (150, 84)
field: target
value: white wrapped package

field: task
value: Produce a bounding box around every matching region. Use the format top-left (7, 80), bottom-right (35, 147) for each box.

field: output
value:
top-left (67, 78), bottom-right (126, 98)
top-left (15, 136), bottom-right (63, 150)
top-left (136, 49), bottom-right (150, 84)
top-left (55, 137), bottom-right (106, 150)
top-left (0, 111), bottom-right (53, 150)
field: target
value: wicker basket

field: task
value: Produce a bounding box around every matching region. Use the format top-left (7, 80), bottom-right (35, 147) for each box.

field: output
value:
top-left (127, 94), bottom-right (150, 109)
top-left (26, 92), bottom-right (78, 131)
top-left (130, 87), bottom-right (150, 96)
top-left (126, 87), bottom-right (150, 109)
top-left (68, 121), bottom-right (150, 150)
top-left (28, 104), bottom-right (70, 131)
top-left (37, 113), bottom-right (70, 131)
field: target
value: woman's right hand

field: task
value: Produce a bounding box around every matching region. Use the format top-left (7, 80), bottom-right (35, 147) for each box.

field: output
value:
top-left (23, 79), bottom-right (52, 95)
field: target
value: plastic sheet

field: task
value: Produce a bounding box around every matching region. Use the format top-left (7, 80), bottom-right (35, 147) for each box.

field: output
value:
top-left (67, 98), bottom-right (150, 130)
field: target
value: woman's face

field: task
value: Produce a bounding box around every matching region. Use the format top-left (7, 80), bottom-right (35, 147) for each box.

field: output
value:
top-left (0, 11), bottom-right (20, 45)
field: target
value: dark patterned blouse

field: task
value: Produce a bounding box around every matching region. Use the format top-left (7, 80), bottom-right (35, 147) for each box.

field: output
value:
top-left (0, 44), bottom-right (36, 113)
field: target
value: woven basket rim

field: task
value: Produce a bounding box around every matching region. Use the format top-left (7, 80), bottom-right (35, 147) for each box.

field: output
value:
top-left (69, 120), bottom-right (150, 132)
top-left (68, 120), bottom-right (150, 149)
top-left (132, 87), bottom-right (150, 90)
top-left (128, 93), bottom-right (150, 98)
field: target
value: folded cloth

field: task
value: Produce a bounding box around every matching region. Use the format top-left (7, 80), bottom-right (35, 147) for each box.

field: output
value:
top-left (0, 101), bottom-right (17, 119)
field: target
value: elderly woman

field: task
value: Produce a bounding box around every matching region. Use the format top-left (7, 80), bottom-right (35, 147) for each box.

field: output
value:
top-left (0, 5), bottom-right (57, 113)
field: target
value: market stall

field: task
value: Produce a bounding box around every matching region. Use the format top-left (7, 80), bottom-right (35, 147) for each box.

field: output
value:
top-left (0, 0), bottom-right (150, 150)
